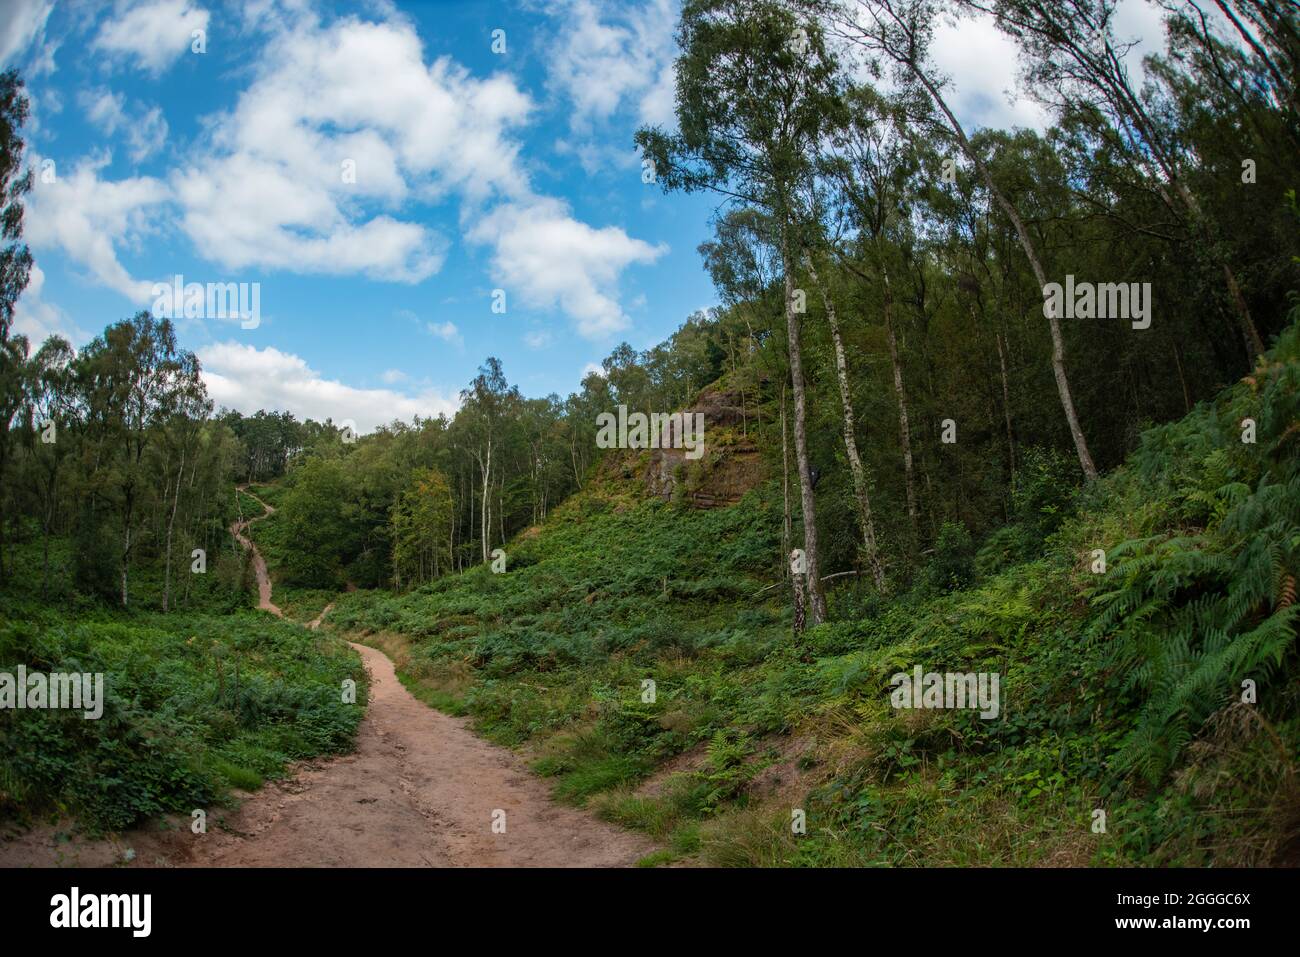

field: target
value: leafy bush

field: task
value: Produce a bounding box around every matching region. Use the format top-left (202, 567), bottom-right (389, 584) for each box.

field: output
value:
top-left (0, 605), bottom-right (366, 832)
top-left (922, 521), bottom-right (976, 593)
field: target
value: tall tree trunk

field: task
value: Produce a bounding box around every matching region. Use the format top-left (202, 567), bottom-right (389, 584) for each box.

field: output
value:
top-left (0, 438), bottom-right (8, 586)
top-left (995, 324), bottom-right (1017, 481)
top-left (879, 261), bottom-right (920, 548)
top-left (482, 435), bottom-right (491, 562)
top-left (1172, 338), bottom-right (1192, 414)
top-left (804, 249), bottom-right (886, 591)
top-left (121, 516), bottom-right (131, 609)
top-left (909, 66), bottom-right (1099, 481)
top-left (782, 227), bottom-right (827, 626)
top-left (163, 445), bottom-right (186, 612)
top-left (570, 437), bottom-right (584, 489)
top-left (780, 383), bottom-right (806, 635)
top-left (41, 489), bottom-right (53, 600)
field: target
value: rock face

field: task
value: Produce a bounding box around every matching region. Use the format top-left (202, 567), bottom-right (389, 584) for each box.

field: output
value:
top-left (635, 387), bottom-right (765, 509)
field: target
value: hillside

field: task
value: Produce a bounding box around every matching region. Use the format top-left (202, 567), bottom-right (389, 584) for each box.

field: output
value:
top-left (318, 312), bottom-right (1300, 867)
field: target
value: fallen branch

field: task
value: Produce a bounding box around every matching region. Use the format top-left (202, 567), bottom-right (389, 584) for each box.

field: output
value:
top-left (751, 569), bottom-right (861, 599)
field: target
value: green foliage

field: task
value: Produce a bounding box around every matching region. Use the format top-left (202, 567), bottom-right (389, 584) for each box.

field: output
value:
top-left (1087, 314), bottom-right (1300, 782)
top-left (922, 521), bottom-right (976, 594)
top-left (330, 310), bottom-right (1300, 866)
top-left (0, 602), bottom-right (365, 832)
top-left (1011, 446), bottom-right (1080, 542)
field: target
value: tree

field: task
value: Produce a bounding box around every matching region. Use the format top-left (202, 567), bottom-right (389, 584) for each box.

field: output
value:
top-left (22, 335), bottom-right (74, 598)
top-left (391, 467), bottom-right (454, 588)
top-left (637, 0), bottom-right (847, 625)
top-left (74, 313), bottom-right (204, 607)
top-left (0, 69), bottom-right (33, 583)
top-left (966, 0), bottom-right (1267, 361)
top-left (279, 456), bottom-right (352, 588)
top-left (458, 358), bottom-right (519, 564)
top-left (822, 84), bottom-right (925, 552)
top-left (826, 0), bottom-right (1100, 480)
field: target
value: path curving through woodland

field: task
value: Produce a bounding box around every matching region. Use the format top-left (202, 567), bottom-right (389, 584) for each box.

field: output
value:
top-left (2, 489), bottom-right (651, 868)
top-left (231, 485), bottom-right (281, 617)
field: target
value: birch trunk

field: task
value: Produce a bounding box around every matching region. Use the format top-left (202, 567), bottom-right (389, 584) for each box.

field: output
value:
top-left (911, 66), bottom-right (1099, 481)
top-left (804, 249), bottom-right (886, 591)
top-left (782, 228), bottom-right (826, 625)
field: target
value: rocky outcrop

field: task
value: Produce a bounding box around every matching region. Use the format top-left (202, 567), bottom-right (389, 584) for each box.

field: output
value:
top-left (604, 386), bottom-right (766, 509)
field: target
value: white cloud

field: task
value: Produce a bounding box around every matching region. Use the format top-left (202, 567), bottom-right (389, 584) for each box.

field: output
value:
top-left (80, 88), bottom-right (126, 130)
top-left (33, 6), bottom-right (665, 339)
top-left (24, 154), bottom-right (170, 302)
top-left (469, 197), bottom-right (665, 338)
top-left (426, 320), bottom-right (461, 345)
top-left (1112, 0), bottom-right (1169, 83)
top-left (198, 340), bottom-right (458, 431)
top-left (0, 0), bottom-right (54, 68)
top-left (547, 0), bottom-right (678, 131)
top-left (79, 89), bottom-right (170, 162)
top-left (91, 0), bottom-right (209, 76)
top-left (379, 368), bottom-right (408, 384)
top-left (523, 328), bottom-right (552, 349)
top-left (166, 13), bottom-right (540, 283)
top-left (11, 263), bottom-right (88, 345)
top-left (129, 106), bottom-right (170, 162)
top-left (928, 2), bottom-right (1170, 133)
top-left (581, 361), bottom-right (604, 379)
top-left (930, 15), bottom-right (1050, 132)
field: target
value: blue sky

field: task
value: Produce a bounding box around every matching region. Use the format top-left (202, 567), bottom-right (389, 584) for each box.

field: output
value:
top-left (0, 0), bottom-right (1168, 430)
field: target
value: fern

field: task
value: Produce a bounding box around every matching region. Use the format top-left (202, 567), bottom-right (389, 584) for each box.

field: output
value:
top-left (1086, 317), bottom-right (1300, 783)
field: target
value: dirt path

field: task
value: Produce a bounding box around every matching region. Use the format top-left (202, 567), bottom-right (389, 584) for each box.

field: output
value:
top-left (2, 492), bottom-right (652, 868)
top-left (203, 641), bottom-right (653, 865)
top-left (231, 485), bottom-right (281, 617)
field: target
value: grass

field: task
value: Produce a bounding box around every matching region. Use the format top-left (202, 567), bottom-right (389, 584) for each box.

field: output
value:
top-left (318, 316), bottom-right (1300, 866)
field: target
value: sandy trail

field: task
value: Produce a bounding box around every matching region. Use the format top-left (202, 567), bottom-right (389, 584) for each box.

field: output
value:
top-left (2, 492), bottom-right (651, 868)
top-left (231, 485), bottom-right (281, 617)
top-left (184, 641), bottom-right (651, 866)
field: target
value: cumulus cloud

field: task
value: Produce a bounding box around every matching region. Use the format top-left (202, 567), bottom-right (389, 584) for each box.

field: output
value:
top-left (469, 197), bottom-right (666, 338)
top-left (523, 328), bottom-right (552, 349)
top-left (24, 154), bottom-right (169, 302)
top-left (167, 15), bottom-right (488, 282)
top-left (198, 340), bottom-right (458, 432)
top-left (928, 1), bottom-right (1169, 133)
top-left (547, 0), bottom-right (678, 131)
top-left (31, 4), bottom-right (667, 340)
top-left (426, 320), bottom-right (461, 345)
top-left (79, 88), bottom-right (170, 162)
top-left (930, 15), bottom-right (1051, 133)
top-left (91, 0), bottom-right (209, 76)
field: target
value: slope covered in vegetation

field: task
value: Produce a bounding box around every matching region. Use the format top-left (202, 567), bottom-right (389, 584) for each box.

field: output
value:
top-left (326, 311), bottom-right (1300, 867)
top-left (0, 598), bottom-right (366, 834)
top-left (0, 487), bottom-right (367, 835)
